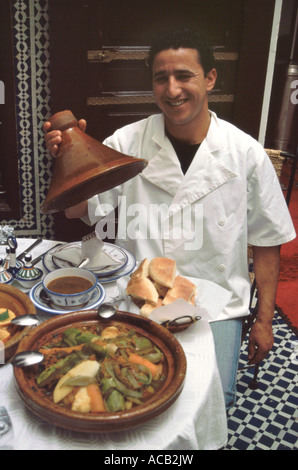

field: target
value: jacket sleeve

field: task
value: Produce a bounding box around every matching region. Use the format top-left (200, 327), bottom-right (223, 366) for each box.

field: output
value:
top-left (247, 149), bottom-right (296, 246)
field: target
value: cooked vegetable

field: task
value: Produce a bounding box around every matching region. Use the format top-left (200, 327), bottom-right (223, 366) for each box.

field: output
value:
top-left (39, 344), bottom-right (85, 356)
top-left (36, 352), bottom-right (83, 388)
top-left (53, 360), bottom-right (100, 403)
top-left (105, 389), bottom-right (125, 412)
top-left (35, 324), bottom-right (166, 414)
top-left (128, 353), bottom-right (162, 379)
top-left (71, 387), bottom-right (91, 413)
top-left (0, 308), bottom-right (16, 327)
top-left (87, 383), bottom-right (106, 412)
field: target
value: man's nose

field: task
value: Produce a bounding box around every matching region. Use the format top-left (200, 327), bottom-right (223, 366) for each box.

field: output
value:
top-left (166, 76), bottom-right (181, 97)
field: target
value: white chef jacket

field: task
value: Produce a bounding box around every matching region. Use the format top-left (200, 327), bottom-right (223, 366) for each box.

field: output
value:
top-left (85, 112), bottom-right (296, 321)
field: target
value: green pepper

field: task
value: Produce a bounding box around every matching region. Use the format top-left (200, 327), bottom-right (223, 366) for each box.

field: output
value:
top-left (62, 328), bottom-right (82, 346)
top-left (142, 347), bottom-right (164, 363)
top-left (133, 336), bottom-right (152, 351)
top-left (131, 364), bottom-right (152, 385)
top-left (101, 377), bottom-right (116, 394)
top-left (76, 331), bottom-right (99, 344)
top-left (82, 342), bottom-right (107, 360)
top-left (0, 309), bottom-right (9, 322)
top-left (104, 361), bottom-right (143, 399)
top-left (63, 375), bottom-right (97, 387)
top-left (105, 389), bottom-right (125, 412)
top-left (36, 353), bottom-right (83, 387)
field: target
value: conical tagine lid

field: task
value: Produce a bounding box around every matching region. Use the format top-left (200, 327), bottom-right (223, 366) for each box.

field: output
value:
top-left (41, 110), bottom-right (148, 214)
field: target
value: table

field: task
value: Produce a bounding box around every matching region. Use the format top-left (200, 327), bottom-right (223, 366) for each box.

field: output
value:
top-left (0, 238), bottom-right (228, 450)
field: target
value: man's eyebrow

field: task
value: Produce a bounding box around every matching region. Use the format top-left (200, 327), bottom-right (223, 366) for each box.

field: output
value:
top-left (153, 69), bottom-right (195, 78)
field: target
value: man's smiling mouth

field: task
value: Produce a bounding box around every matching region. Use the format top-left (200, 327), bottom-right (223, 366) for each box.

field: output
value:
top-left (166, 99), bottom-right (188, 107)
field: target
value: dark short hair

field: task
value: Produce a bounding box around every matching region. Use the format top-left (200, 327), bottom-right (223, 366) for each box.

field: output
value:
top-left (147, 27), bottom-right (215, 75)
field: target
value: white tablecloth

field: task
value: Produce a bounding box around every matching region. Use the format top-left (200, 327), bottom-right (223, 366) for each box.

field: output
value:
top-left (0, 238), bottom-right (228, 450)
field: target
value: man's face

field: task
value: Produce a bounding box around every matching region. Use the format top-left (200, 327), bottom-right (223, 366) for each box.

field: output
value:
top-left (152, 48), bottom-right (216, 132)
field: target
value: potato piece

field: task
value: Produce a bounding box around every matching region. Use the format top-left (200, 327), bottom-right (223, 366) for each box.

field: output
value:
top-left (101, 326), bottom-right (120, 339)
top-left (53, 360), bottom-right (100, 404)
top-left (71, 387), bottom-right (91, 413)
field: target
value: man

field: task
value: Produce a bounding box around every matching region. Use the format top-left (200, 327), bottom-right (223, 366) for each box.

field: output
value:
top-left (44, 28), bottom-right (296, 411)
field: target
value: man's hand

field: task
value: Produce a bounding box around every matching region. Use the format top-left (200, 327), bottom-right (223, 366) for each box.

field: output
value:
top-left (42, 119), bottom-right (87, 157)
top-left (248, 317), bottom-right (274, 364)
top-left (42, 118), bottom-right (88, 219)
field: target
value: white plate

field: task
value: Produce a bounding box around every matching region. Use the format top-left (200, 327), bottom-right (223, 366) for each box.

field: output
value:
top-left (44, 242), bottom-right (128, 276)
top-left (29, 282), bottom-right (105, 315)
top-left (43, 243), bottom-right (136, 284)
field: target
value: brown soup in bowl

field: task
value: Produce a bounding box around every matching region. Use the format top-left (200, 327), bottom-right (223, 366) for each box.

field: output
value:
top-left (47, 276), bottom-right (93, 294)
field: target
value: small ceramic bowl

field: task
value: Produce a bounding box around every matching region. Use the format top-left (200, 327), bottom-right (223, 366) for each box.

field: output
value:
top-left (15, 262), bottom-right (43, 289)
top-left (0, 269), bottom-right (14, 285)
top-left (42, 267), bottom-right (98, 309)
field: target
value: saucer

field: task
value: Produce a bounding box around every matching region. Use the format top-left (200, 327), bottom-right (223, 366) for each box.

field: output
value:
top-left (29, 281), bottom-right (105, 315)
top-left (45, 242), bottom-right (128, 277)
top-left (43, 244), bottom-right (136, 283)
top-left (94, 248), bottom-right (136, 283)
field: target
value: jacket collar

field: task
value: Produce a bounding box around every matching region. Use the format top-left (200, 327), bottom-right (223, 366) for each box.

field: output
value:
top-left (141, 112), bottom-right (238, 204)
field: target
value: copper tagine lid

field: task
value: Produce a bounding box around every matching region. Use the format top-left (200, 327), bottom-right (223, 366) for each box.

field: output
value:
top-left (41, 110), bottom-right (148, 214)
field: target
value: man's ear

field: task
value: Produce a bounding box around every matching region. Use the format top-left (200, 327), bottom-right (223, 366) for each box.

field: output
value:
top-left (206, 68), bottom-right (217, 92)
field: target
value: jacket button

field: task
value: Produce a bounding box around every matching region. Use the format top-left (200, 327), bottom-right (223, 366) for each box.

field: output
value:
top-left (218, 219), bottom-right (225, 226)
top-left (218, 264), bottom-right (226, 272)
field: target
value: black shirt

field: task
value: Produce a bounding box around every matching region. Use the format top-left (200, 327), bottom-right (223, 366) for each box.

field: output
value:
top-left (166, 130), bottom-right (201, 174)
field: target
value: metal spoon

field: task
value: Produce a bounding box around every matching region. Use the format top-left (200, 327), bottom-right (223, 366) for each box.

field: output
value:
top-left (76, 257), bottom-right (90, 268)
top-left (11, 350), bottom-right (44, 368)
top-left (97, 298), bottom-right (121, 319)
top-left (11, 314), bottom-right (41, 327)
top-left (40, 288), bottom-right (52, 305)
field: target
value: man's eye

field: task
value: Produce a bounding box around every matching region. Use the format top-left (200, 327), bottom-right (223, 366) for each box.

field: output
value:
top-left (177, 74), bottom-right (192, 81)
top-left (154, 76), bottom-right (168, 84)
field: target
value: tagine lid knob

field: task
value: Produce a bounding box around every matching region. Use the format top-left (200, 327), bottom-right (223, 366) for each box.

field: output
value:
top-left (16, 254), bottom-right (43, 281)
top-left (48, 110), bottom-right (78, 132)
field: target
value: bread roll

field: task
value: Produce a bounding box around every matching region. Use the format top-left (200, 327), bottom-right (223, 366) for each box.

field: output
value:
top-left (130, 258), bottom-right (150, 279)
top-left (163, 275), bottom-right (196, 305)
top-left (153, 281), bottom-right (169, 298)
top-left (149, 257), bottom-right (176, 288)
top-left (140, 298), bottom-right (163, 317)
top-left (126, 277), bottom-right (159, 305)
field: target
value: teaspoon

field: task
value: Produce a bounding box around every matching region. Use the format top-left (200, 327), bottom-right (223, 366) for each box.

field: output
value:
top-left (11, 350), bottom-right (44, 368)
top-left (76, 257), bottom-right (90, 268)
top-left (11, 314), bottom-right (41, 327)
top-left (97, 302), bottom-right (118, 319)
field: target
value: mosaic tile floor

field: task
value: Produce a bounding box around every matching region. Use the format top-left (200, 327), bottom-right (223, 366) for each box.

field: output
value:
top-left (225, 313), bottom-right (298, 450)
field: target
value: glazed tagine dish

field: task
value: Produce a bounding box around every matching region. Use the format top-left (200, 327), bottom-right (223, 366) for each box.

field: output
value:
top-left (0, 284), bottom-right (37, 362)
top-left (13, 309), bottom-right (187, 433)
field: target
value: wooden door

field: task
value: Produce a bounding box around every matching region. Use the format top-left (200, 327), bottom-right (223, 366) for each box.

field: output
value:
top-left (49, 0), bottom-right (275, 241)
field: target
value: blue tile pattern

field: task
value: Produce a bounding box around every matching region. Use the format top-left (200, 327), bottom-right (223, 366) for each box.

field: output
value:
top-left (225, 313), bottom-right (298, 450)
top-left (2, 0), bottom-right (54, 239)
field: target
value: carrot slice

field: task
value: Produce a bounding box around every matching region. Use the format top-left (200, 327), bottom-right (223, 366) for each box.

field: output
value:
top-left (39, 344), bottom-right (84, 355)
top-left (128, 353), bottom-right (162, 379)
top-left (87, 383), bottom-right (106, 412)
